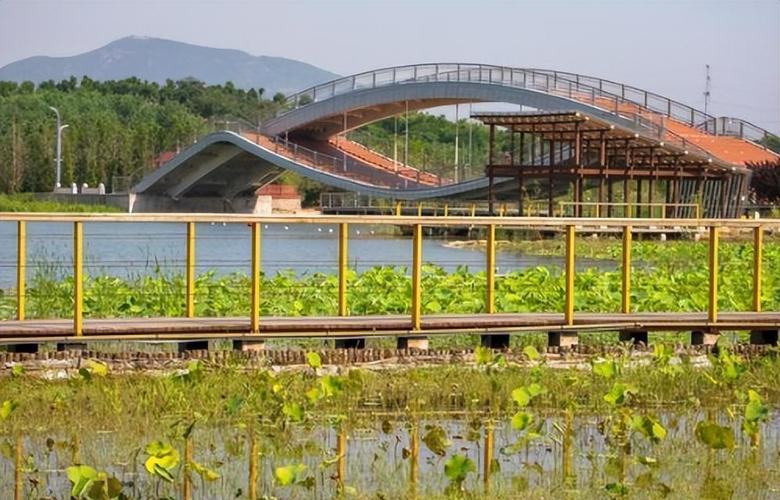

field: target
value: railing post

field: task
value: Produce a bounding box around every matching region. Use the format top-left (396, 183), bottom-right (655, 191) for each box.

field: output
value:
top-left (411, 224), bottom-right (423, 331)
top-left (486, 224), bottom-right (496, 314)
top-left (74, 221), bottom-right (83, 336)
top-left (483, 423), bottom-right (495, 491)
top-left (336, 425), bottom-right (347, 490)
top-left (16, 221), bottom-right (25, 321)
top-left (565, 225), bottom-right (575, 326)
top-left (622, 226), bottom-right (632, 314)
top-left (395, 201), bottom-right (402, 217)
top-left (444, 203), bottom-right (449, 217)
top-left (13, 434), bottom-right (24, 500)
top-left (339, 222), bottom-right (349, 316)
top-left (250, 223), bottom-right (261, 333)
top-left (186, 221), bottom-right (196, 318)
top-left (753, 226), bottom-right (763, 313)
top-left (248, 433), bottom-right (258, 500)
top-left (708, 226), bottom-right (719, 323)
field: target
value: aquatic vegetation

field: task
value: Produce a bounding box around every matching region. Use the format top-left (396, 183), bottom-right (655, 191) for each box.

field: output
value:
top-left (1, 347), bottom-right (780, 497)
top-left (0, 240), bottom-right (777, 327)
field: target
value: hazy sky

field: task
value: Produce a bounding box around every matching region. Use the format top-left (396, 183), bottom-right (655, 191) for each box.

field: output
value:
top-left (1, 0), bottom-right (778, 132)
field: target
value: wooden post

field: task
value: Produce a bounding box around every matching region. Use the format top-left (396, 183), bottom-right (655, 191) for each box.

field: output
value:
top-left (411, 224), bottom-right (423, 331)
top-left (548, 139), bottom-right (555, 217)
top-left (14, 435), bottom-right (23, 500)
top-left (338, 222), bottom-right (349, 316)
top-left (248, 433), bottom-right (259, 500)
top-left (409, 423), bottom-right (419, 492)
top-left (483, 424), bottom-right (495, 491)
top-left (183, 434), bottom-right (193, 500)
top-left (337, 425), bottom-right (347, 489)
top-left (250, 223), bottom-right (261, 333)
top-left (16, 221), bottom-right (25, 321)
top-left (74, 221), bottom-right (83, 336)
top-left (597, 132), bottom-right (606, 218)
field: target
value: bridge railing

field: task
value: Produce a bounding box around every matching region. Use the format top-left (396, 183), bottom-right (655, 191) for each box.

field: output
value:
top-left (319, 192), bottom-right (548, 217)
top-left (278, 63), bottom-right (719, 162)
top-left (1, 213), bottom-right (778, 341)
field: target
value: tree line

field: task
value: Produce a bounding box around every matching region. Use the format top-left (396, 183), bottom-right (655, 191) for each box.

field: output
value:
top-left (0, 77), bottom-right (286, 193)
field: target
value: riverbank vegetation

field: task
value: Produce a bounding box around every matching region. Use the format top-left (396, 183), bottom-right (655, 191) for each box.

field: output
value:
top-left (0, 193), bottom-right (121, 213)
top-left (1, 239), bottom-right (777, 323)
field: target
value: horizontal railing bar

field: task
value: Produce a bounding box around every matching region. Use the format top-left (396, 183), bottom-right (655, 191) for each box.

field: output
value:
top-left (1, 213), bottom-right (778, 228)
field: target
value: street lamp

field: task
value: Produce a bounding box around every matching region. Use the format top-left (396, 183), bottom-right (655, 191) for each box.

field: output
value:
top-left (48, 106), bottom-right (69, 189)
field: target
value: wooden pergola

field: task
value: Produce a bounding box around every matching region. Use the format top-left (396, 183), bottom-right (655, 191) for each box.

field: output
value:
top-left (474, 111), bottom-right (750, 217)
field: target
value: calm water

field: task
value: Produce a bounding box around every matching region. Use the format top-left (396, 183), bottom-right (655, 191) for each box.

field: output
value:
top-left (0, 222), bottom-right (612, 287)
top-left (2, 411), bottom-right (778, 499)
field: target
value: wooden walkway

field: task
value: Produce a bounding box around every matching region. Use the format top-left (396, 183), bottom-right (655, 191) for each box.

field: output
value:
top-left (1, 312), bottom-right (779, 343)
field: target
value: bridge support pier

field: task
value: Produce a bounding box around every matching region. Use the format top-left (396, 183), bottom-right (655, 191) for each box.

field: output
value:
top-left (233, 340), bottom-right (266, 352)
top-left (335, 338), bottom-right (365, 349)
top-left (4, 343), bottom-right (38, 354)
top-left (750, 330), bottom-right (778, 346)
top-left (397, 336), bottom-right (429, 350)
top-left (691, 330), bottom-right (719, 346)
top-left (178, 340), bottom-right (210, 353)
top-left (619, 330), bottom-right (648, 346)
top-left (480, 334), bottom-right (510, 350)
top-left (548, 331), bottom-right (578, 349)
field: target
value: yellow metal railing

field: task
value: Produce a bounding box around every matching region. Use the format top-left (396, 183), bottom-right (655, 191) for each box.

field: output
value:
top-left (4, 213), bottom-right (778, 337)
top-left (558, 201), bottom-right (701, 219)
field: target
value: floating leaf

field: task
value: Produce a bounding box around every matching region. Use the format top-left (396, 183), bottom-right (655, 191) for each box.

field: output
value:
top-left (743, 390), bottom-right (769, 437)
top-left (66, 465), bottom-right (98, 497)
top-left (283, 402), bottom-right (305, 422)
top-left (320, 375), bottom-right (344, 398)
top-left (474, 346), bottom-right (493, 365)
top-left (422, 425), bottom-right (451, 456)
top-left (144, 441), bottom-right (180, 483)
top-left (444, 454), bottom-right (476, 484)
top-left (190, 460), bottom-right (220, 481)
top-left (522, 345), bottom-right (541, 361)
top-left (592, 358), bottom-right (618, 379)
top-left (511, 383), bottom-right (545, 407)
top-left (695, 421), bottom-right (735, 449)
top-left (744, 390), bottom-right (769, 423)
top-left (85, 360), bottom-right (108, 377)
top-left (275, 463), bottom-right (308, 486)
top-left (603, 383), bottom-right (636, 407)
top-left (511, 411), bottom-right (533, 431)
top-left (631, 415), bottom-right (667, 443)
top-left (605, 482), bottom-right (629, 496)
top-left (0, 400), bottom-right (17, 420)
top-left (306, 352), bottom-right (322, 369)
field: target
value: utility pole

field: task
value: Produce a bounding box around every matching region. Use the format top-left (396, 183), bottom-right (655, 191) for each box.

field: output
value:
top-left (49, 106), bottom-right (69, 189)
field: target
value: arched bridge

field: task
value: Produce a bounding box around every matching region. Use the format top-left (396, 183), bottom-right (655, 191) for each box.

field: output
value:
top-left (131, 64), bottom-right (779, 214)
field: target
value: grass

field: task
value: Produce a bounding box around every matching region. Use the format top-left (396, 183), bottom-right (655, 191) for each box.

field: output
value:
top-left (0, 193), bottom-right (121, 212)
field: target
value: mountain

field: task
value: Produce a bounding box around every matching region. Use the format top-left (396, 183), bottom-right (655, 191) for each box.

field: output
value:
top-left (0, 36), bottom-right (339, 95)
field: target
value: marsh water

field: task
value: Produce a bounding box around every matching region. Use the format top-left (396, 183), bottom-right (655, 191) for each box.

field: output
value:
top-left (2, 410), bottom-right (779, 499)
top-left (0, 222), bottom-right (614, 288)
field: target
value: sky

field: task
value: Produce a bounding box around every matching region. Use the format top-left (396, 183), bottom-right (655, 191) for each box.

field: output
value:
top-left (0, 0), bottom-right (778, 132)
